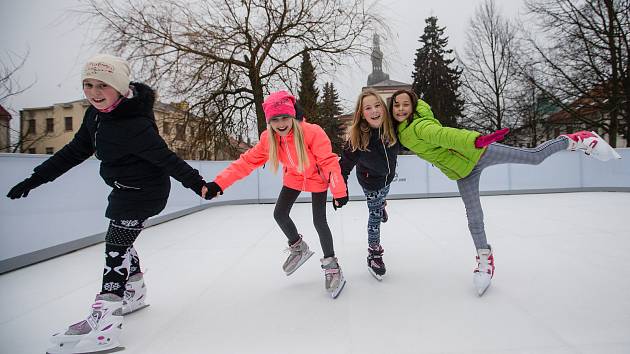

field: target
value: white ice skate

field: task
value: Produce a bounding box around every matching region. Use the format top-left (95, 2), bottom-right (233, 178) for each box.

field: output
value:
top-left (321, 257), bottom-right (346, 299)
top-left (47, 294), bottom-right (124, 354)
top-left (473, 247), bottom-right (495, 297)
top-left (563, 131), bottom-right (622, 161)
top-left (122, 273), bottom-right (149, 315)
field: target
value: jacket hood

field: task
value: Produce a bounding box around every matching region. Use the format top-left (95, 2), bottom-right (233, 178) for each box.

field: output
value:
top-left (106, 82), bottom-right (156, 119)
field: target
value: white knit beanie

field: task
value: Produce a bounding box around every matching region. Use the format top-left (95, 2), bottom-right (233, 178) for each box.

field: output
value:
top-left (81, 54), bottom-right (131, 96)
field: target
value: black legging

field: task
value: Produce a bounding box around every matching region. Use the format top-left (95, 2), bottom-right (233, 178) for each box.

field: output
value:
top-left (273, 186), bottom-right (335, 258)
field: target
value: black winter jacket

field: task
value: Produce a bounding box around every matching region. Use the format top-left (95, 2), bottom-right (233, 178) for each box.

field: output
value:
top-left (31, 82), bottom-right (205, 220)
top-left (339, 128), bottom-right (399, 192)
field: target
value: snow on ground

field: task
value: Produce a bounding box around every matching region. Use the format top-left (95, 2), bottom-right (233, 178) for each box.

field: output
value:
top-left (1, 192), bottom-right (629, 354)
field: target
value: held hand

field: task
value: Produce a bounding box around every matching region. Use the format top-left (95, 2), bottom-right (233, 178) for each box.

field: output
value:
top-left (475, 128), bottom-right (510, 148)
top-left (6, 176), bottom-right (44, 199)
top-left (204, 181), bottom-right (223, 200)
top-left (332, 196), bottom-right (348, 210)
top-left (200, 185), bottom-right (208, 199)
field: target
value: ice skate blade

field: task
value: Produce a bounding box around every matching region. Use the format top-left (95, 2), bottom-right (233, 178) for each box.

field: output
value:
top-left (474, 280), bottom-right (491, 297)
top-left (368, 267), bottom-right (384, 281)
top-left (46, 345), bottom-right (125, 354)
top-left (588, 132), bottom-right (622, 161)
top-left (284, 250), bottom-right (315, 276)
top-left (330, 278), bottom-right (346, 299)
top-left (122, 303), bottom-right (150, 315)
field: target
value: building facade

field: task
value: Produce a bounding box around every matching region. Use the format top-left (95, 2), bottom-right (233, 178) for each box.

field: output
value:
top-left (0, 105), bottom-right (11, 152)
top-left (19, 99), bottom-right (249, 160)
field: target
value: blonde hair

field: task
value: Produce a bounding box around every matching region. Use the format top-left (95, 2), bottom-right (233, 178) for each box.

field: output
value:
top-left (347, 89), bottom-right (397, 151)
top-left (267, 118), bottom-right (310, 173)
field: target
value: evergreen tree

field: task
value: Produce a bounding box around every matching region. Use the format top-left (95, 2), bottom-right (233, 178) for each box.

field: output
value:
top-left (411, 16), bottom-right (464, 128)
top-left (319, 82), bottom-right (344, 154)
top-left (297, 51), bottom-right (320, 125)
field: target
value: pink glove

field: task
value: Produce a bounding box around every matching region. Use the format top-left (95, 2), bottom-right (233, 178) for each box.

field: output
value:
top-left (474, 128), bottom-right (510, 148)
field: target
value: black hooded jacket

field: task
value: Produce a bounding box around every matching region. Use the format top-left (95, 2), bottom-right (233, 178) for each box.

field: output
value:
top-left (339, 127), bottom-right (399, 192)
top-left (31, 82), bottom-right (205, 220)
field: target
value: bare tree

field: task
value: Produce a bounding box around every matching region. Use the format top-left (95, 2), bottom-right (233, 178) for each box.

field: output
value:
top-left (458, 0), bottom-right (522, 133)
top-left (1, 50), bottom-right (33, 105)
top-left (84, 0), bottom-right (384, 142)
top-left (1, 50), bottom-right (38, 153)
top-left (521, 0), bottom-right (630, 147)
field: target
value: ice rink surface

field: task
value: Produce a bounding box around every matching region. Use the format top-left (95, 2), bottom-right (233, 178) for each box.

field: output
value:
top-left (1, 192), bottom-right (629, 354)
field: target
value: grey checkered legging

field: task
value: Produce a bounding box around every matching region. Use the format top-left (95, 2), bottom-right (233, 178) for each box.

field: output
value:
top-left (457, 137), bottom-right (569, 250)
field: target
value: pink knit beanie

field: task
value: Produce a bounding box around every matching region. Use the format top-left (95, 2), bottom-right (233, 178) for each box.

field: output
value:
top-left (262, 91), bottom-right (296, 123)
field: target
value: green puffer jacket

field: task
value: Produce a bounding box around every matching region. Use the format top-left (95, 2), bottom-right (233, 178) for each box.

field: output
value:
top-left (397, 99), bottom-right (485, 180)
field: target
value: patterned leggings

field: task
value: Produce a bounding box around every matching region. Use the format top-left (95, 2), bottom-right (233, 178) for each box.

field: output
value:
top-left (363, 184), bottom-right (391, 247)
top-left (102, 219), bottom-right (145, 297)
top-left (457, 137), bottom-right (569, 250)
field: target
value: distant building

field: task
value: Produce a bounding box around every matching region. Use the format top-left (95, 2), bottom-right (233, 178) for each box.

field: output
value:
top-left (0, 105), bottom-right (11, 152)
top-left (19, 99), bottom-right (250, 159)
top-left (338, 33), bottom-right (413, 133)
top-left (545, 85), bottom-right (627, 147)
top-left (366, 34), bottom-right (390, 86)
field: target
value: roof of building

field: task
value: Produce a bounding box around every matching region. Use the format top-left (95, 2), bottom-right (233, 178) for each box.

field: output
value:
top-left (0, 105), bottom-right (11, 120)
top-left (367, 79), bottom-right (411, 88)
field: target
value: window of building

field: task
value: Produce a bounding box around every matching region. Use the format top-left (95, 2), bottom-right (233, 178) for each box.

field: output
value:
top-left (163, 122), bottom-right (171, 135)
top-left (46, 118), bottom-right (54, 133)
top-left (175, 124), bottom-right (185, 141)
top-left (28, 148), bottom-right (36, 154)
top-left (45, 147), bottom-right (54, 154)
top-left (27, 119), bottom-right (36, 135)
top-left (65, 117), bottom-right (73, 131)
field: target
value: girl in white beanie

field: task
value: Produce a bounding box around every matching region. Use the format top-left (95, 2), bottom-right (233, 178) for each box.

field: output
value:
top-left (7, 54), bottom-right (212, 353)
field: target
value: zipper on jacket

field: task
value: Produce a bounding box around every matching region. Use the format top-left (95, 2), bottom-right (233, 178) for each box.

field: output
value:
top-left (282, 136), bottom-right (296, 168)
top-left (94, 114), bottom-right (101, 159)
top-left (381, 137), bottom-right (390, 189)
top-left (114, 181), bottom-right (141, 190)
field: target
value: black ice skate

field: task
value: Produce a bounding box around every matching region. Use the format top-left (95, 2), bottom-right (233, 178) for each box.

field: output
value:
top-left (367, 244), bottom-right (386, 281)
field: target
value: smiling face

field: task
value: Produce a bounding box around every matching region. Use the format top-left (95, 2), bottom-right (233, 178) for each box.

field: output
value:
top-left (391, 93), bottom-right (413, 123)
top-left (269, 115), bottom-right (294, 136)
top-left (82, 78), bottom-right (122, 110)
top-left (361, 94), bottom-right (386, 129)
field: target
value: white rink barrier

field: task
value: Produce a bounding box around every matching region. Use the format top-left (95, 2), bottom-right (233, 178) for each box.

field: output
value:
top-left (1, 149), bottom-right (629, 273)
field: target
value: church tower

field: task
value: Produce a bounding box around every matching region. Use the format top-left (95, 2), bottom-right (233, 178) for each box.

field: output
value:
top-left (367, 34), bottom-right (390, 86)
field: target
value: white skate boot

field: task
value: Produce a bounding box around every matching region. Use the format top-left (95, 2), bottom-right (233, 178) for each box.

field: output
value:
top-left (473, 246), bottom-right (495, 297)
top-left (47, 293), bottom-right (123, 354)
top-left (562, 131), bottom-right (622, 161)
top-left (122, 273), bottom-right (149, 315)
top-left (321, 257), bottom-right (346, 299)
top-left (282, 236), bottom-right (315, 276)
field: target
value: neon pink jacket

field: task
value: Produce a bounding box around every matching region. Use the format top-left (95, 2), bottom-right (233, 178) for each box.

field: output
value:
top-left (214, 122), bottom-right (347, 198)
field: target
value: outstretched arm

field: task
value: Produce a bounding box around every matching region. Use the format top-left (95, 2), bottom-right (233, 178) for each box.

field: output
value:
top-left (7, 114), bottom-right (95, 199)
top-left (213, 131), bottom-right (270, 192)
top-left (410, 100), bottom-right (481, 151)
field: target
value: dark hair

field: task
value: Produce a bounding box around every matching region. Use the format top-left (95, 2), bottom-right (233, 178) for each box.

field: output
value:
top-left (388, 89), bottom-right (419, 130)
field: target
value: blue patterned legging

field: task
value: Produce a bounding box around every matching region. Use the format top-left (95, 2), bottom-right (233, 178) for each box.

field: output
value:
top-left (363, 184), bottom-right (391, 247)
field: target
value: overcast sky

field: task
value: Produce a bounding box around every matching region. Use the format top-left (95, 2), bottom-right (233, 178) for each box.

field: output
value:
top-left (1, 0), bottom-right (526, 131)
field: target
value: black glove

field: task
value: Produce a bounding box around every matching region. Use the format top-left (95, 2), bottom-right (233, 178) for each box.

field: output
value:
top-left (192, 179), bottom-right (208, 197)
top-left (204, 181), bottom-right (223, 200)
top-left (7, 175), bottom-right (45, 199)
top-left (332, 196), bottom-right (348, 210)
